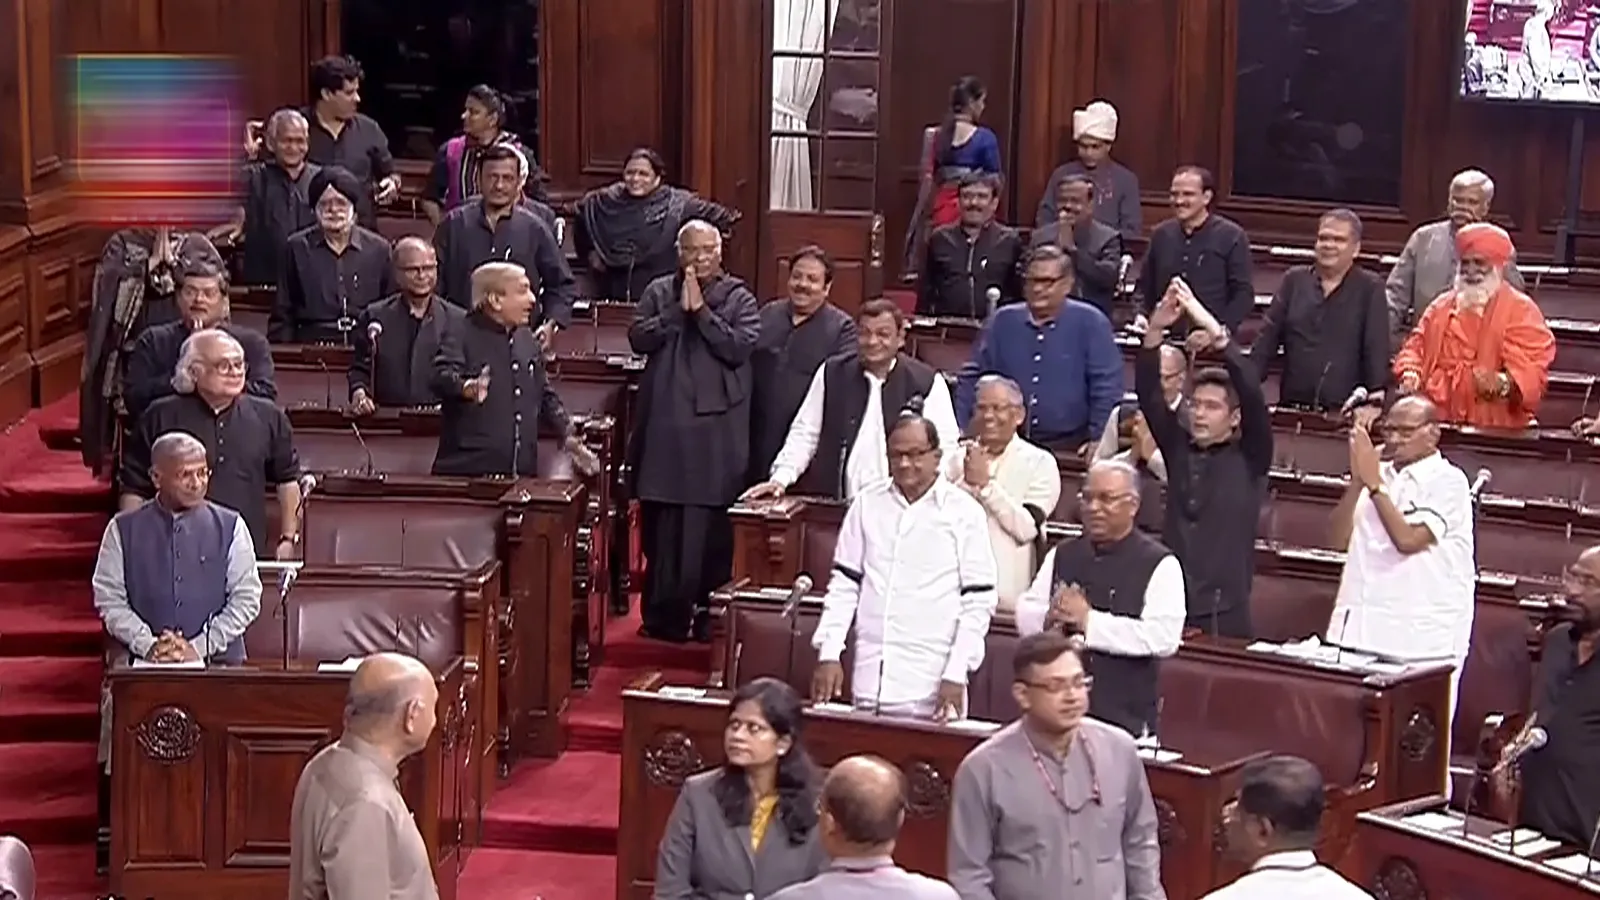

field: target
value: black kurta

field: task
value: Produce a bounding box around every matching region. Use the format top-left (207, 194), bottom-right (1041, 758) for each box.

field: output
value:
top-left (123, 321), bottom-right (277, 423)
top-left (271, 226), bottom-right (394, 344)
top-left (240, 161), bottom-right (320, 286)
top-left (748, 300), bottom-right (858, 483)
top-left (628, 272), bottom-right (760, 640)
top-left (431, 310), bottom-right (573, 478)
top-left (350, 295), bottom-right (465, 407)
top-left (433, 198), bottom-right (575, 328)
top-left (120, 392), bottom-right (301, 555)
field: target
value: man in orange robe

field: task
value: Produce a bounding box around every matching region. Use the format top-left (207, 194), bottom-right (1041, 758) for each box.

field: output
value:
top-left (1393, 222), bottom-right (1555, 429)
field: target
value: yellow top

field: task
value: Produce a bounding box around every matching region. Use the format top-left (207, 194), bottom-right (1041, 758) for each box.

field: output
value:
top-left (749, 794), bottom-right (779, 850)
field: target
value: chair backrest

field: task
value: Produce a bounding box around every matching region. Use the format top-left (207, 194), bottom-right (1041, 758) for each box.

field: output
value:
top-left (0, 835), bottom-right (35, 900)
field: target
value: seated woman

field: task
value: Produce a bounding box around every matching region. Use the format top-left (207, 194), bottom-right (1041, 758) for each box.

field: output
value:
top-left (574, 147), bottom-right (738, 303)
top-left (903, 75), bottom-right (1002, 277)
top-left (655, 678), bottom-right (824, 899)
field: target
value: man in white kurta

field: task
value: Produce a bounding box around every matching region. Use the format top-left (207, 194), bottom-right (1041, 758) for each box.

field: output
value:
top-left (944, 375), bottom-right (1061, 612)
top-left (812, 411), bottom-right (999, 720)
top-left (1328, 396), bottom-right (1473, 773)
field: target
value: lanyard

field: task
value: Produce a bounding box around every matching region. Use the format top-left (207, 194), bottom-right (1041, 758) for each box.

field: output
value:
top-left (1024, 731), bottom-right (1102, 813)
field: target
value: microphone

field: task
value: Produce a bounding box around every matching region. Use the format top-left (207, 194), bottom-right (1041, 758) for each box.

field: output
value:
top-left (781, 575), bottom-right (813, 621)
top-left (1332, 607), bottom-right (1353, 666)
top-left (273, 577), bottom-right (291, 669)
top-left (872, 655), bottom-right (886, 717)
top-left (316, 357), bottom-right (334, 410)
top-left (367, 321), bottom-right (382, 396)
top-left (782, 574), bottom-right (812, 692)
top-left (1116, 254), bottom-right (1134, 297)
top-left (1497, 726), bottom-right (1548, 770)
top-left (727, 640), bottom-right (742, 689)
top-left (1340, 386), bottom-right (1370, 415)
top-left (1470, 468), bottom-right (1493, 502)
top-left (349, 419), bottom-right (374, 477)
top-left (1312, 360), bottom-right (1332, 413)
top-left (984, 285), bottom-right (1001, 317)
top-left (1582, 811), bottom-right (1600, 881)
top-left (292, 472), bottom-right (317, 536)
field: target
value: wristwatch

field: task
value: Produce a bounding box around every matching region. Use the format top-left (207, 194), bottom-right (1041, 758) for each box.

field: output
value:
top-left (1367, 484), bottom-right (1387, 499)
top-left (279, 534), bottom-right (301, 547)
top-left (1497, 372), bottom-right (1512, 398)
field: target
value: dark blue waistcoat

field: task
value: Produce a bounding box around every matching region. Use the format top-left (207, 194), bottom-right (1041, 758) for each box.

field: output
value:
top-left (116, 500), bottom-right (244, 663)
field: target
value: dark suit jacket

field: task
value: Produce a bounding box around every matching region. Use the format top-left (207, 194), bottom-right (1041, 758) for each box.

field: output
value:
top-left (348, 295), bottom-right (465, 407)
top-left (655, 769), bottom-right (825, 900)
top-left (1030, 218), bottom-right (1124, 315)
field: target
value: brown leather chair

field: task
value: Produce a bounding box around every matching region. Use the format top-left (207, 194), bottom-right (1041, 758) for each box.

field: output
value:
top-left (243, 574), bottom-right (466, 670)
top-left (0, 835), bottom-right (34, 900)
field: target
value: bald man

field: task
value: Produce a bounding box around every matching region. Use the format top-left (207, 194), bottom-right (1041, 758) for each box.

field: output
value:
top-left (629, 220), bottom-right (760, 641)
top-left (431, 261), bottom-right (588, 478)
top-left (1328, 395), bottom-right (1473, 774)
top-left (120, 329), bottom-right (303, 557)
top-left (770, 756), bottom-right (958, 900)
top-left (350, 237), bottom-right (464, 413)
top-left (1016, 459), bottom-right (1186, 739)
top-left (289, 653), bottom-right (440, 900)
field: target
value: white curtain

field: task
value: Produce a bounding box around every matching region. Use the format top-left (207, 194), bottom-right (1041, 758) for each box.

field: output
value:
top-left (771, 0), bottom-right (837, 211)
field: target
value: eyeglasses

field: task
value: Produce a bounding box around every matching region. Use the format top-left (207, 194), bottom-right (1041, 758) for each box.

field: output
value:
top-left (207, 359), bottom-right (246, 375)
top-left (888, 447), bottom-right (937, 462)
top-left (1077, 490), bottom-right (1134, 508)
top-left (1017, 675), bottom-right (1093, 694)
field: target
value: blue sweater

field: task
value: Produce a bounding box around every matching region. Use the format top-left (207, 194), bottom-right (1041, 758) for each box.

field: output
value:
top-left (954, 300), bottom-right (1124, 443)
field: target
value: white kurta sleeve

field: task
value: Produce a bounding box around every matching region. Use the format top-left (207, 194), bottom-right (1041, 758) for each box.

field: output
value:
top-left (977, 449), bottom-right (1061, 545)
top-left (769, 366), bottom-right (828, 488)
top-left (941, 501), bottom-right (999, 684)
top-left (1083, 555), bottom-right (1187, 658)
top-left (1013, 547), bottom-right (1059, 636)
top-left (1405, 469), bottom-right (1470, 542)
top-left (925, 375), bottom-right (961, 452)
top-left (813, 495), bottom-right (867, 663)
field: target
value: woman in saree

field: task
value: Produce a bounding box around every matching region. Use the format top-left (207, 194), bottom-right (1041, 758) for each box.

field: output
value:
top-left (902, 76), bottom-right (1002, 277)
top-left (574, 148), bottom-right (738, 302)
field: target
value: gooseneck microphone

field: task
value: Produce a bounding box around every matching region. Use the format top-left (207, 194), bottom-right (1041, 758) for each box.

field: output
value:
top-left (316, 357), bottom-right (334, 410)
top-left (367, 320), bottom-right (383, 400)
top-left (1469, 468), bottom-right (1493, 504)
top-left (349, 419), bottom-right (374, 477)
top-left (781, 574), bottom-right (813, 690)
top-left (1312, 360), bottom-right (1332, 413)
top-left (1340, 385), bottom-right (1370, 415)
top-left (1583, 812), bottom-right (1600, 881)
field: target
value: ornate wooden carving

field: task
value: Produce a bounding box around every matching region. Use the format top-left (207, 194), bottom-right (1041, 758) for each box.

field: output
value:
top-left (1373, 856), bottom-right (1425, 900)
top-left (134, 705), bottom-right (202, 763)
top-left (1153, 797), bottom-right (1186, 848)
top-left (903, 761), bottom-right (950, 818)
top-left (1399, 706), bottom-right (1438, 763)
top-left (644, 730), bottom-right (704, 788)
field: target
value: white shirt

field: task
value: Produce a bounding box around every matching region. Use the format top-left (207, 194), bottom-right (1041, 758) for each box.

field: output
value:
top-left (1014, 542), bottom-right (1187, 657)
top-left (943, 435), bottom-right (1062, 611)
top-left (1200, 850), bottom-right (1374, 900)
top-left (1329, 451), bottom-right (1474, 665)
top-left (770, 362), bottom-right (960, 498)
top-left (813, 479), bottom-right (999, 709)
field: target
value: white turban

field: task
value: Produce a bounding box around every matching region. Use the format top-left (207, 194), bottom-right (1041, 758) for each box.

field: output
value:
top-left (1073, 101), bottom-right (1119, 143)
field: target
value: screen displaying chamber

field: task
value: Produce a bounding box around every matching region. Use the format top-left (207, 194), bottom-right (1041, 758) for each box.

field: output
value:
top-left (1460, 0), bottom-right (1600, 103)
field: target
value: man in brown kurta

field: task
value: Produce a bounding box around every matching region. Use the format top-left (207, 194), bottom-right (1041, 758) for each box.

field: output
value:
top-left (288, 652), bottom-right (440, 900)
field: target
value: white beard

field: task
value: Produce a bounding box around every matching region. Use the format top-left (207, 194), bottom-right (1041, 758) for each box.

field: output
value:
top-left (318, 212), bottom-right (354, 233)
top-left (1453, 269), bottom-right (1502, 311)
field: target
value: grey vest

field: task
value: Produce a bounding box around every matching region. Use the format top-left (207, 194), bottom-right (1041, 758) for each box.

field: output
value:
top-left (796, 354), bottom-right (938, 498)
top-left (1052, 530), bottom-right (1169, 738)
top-left (116, 501), bottom-right (244, 663)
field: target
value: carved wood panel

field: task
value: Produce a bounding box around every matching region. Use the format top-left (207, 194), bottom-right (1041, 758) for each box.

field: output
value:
top-left (123, 706), bottom-right (208, 865)
top-left (222, 727), bottom-right (334, 866)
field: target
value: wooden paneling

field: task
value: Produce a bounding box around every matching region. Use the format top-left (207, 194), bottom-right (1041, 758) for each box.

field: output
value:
top-left (764, 210), bottom-right (883, 314)
top-left (538, 0), bottom-right (684, 195)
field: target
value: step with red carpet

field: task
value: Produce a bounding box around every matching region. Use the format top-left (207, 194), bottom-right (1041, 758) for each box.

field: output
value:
top-left (0, 741), bottom-right (99, 845)
top-left (0, 448), bottom-right (110, 515)
top-left (457, 848), bottom-right (617, 899)
top-left (30, 393), bottom-right (81, 454)
top-left (26, 843), bottom-right (102, 900)
top-left (482, 751), bottom-right (620, 852)
top-left (0, 581), bottom-right (101, 657)
top-left (564, 664), bottom-right (706, 753)
top-left (0, 656), bottom-right (100, 742)
top-left (0, 512), bottom-right (105, 579)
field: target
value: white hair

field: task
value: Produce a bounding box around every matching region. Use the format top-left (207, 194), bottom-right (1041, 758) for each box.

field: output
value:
top-left (676, 219), bottom-right (722, 249)
top-left (1451, 168), bottom-right (1495, 201)
top-left (470, 261), bottom-right (528, 310)
top-left (171, 329), bottom-right (242, 393)
top-left (266, 108), bottom-right (308, 142)
top-left (151, 431), bottom-right (207, 468)
top-left (975, 374), bottom-right (1024, 405)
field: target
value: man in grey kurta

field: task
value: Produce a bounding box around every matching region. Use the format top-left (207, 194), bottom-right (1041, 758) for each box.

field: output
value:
top-left (948, 631), bottom-right (1165, 900)
top-left (1035, 101), bottom-right (1142, 242)
top-left (628, 219), bottom-right (761, 642)
top-left (1385, 168), bottom-right (1524, 349)
top-left (289, 653), bottom-right (440, 900)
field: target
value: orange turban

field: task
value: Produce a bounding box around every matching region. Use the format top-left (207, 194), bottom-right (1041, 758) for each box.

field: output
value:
top-left (1456, 222), bottom-right (1515, 267)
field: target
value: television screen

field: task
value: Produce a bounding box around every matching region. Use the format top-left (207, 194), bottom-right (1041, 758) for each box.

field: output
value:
top-left (1460, 0), bottom-right (1600, 103)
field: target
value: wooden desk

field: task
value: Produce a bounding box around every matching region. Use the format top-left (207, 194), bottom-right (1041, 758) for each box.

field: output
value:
top-left (616, 678), bottom-right (1265, 900)
top-left (109, 659), bottom-right (470, 900)
top-left (299, 476), bottom-right (589, 763)
top-left (1354, 796), bottom-right (1600, 898)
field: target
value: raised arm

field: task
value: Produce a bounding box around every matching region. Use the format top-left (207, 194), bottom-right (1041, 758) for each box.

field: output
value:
top-left (691, 286), bottom-right (760, 367)
top-left (1220, 341), bottom-right (1273, 477)
top-left (627, 280), bottom-right (683, 355)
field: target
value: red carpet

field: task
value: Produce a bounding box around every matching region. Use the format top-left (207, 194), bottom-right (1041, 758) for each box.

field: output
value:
top-left (462, 611), bottom-right (711, 896)
top-left (0, 399), bottom-right (108, 899)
